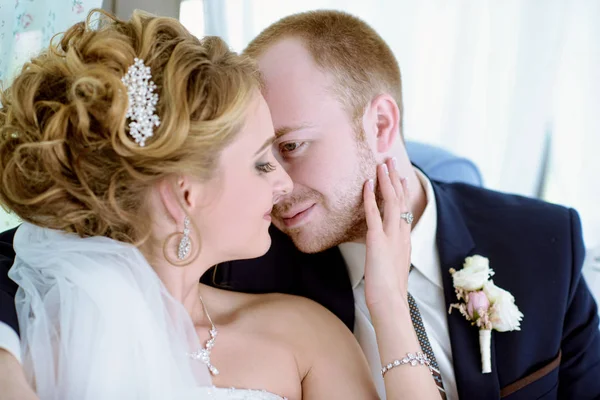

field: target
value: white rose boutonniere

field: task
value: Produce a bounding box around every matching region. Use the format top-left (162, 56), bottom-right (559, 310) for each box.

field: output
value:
top-left (483, 280), bottom-right (524, 332)
top-left (451, 255), bottom-right (494, 291)
top-left (449, 255), bottom-right (523, 374)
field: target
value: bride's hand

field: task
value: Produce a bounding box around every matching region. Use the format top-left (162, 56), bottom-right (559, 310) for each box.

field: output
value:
top-left (363, 158), bottom-right (412, 313)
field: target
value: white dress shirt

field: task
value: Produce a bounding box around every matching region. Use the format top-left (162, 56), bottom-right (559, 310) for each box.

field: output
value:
top-left (339, 170), bottom-right (459, 399)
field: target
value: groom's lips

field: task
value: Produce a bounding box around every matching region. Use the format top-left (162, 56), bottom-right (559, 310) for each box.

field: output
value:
top-left (280, 204), bottom-right (316, 228)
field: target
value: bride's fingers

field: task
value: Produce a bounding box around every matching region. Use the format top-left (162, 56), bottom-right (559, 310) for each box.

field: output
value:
top-left (401, 176), bottom-right (411, 207)
top-left (377, 163), bottom-right (396, 201)
top-left (390, 164), bottom-right (409, 217)
top-left (388, 158), bottom-right (403, 196)
top-left (398, 177), bottom-right (412, 233)
top-left (363, 179), bottom-right (383, 233)
top-left (378, 161), bottom-right (399, 234)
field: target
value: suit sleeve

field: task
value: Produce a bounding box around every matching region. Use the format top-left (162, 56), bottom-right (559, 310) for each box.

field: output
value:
top-left (0, 229), bottom-right (18, 334)
top-left (558, 209), bottom-right (600, 399)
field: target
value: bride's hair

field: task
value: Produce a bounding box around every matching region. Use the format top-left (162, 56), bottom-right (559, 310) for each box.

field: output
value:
top-left (0, 9), bottom-right (261, 244)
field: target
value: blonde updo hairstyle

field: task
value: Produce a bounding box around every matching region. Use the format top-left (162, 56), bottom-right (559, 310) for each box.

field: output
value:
top-left (0, 9), bottom-right (261, 246)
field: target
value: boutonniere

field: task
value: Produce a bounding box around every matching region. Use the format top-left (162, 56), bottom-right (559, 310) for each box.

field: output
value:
top-left (448, 255), bottom-right (524, 374)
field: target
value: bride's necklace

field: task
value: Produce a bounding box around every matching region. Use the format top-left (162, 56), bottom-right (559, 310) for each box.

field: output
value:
top-left (188, 296), bottom-right (219, 375)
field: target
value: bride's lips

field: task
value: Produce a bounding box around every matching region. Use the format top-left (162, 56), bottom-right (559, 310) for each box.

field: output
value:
top-left (280, 204), bottom-right (316, 228)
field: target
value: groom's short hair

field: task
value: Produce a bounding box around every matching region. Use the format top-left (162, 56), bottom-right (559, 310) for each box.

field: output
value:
top-left (244, 10), bottom-right (404, 137)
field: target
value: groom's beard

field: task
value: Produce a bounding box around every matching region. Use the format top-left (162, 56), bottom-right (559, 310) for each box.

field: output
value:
top-left (272, 138), bottom-right (378, 254)
top-left (272, 184), bottom-right (366, 254)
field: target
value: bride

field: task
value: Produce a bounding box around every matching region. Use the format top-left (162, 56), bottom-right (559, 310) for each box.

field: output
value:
top-left (0, 9), bottom-right (441, 399)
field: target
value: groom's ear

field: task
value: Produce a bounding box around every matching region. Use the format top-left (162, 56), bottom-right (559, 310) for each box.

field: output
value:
top-left (368, 94), bottom-right (400, 154)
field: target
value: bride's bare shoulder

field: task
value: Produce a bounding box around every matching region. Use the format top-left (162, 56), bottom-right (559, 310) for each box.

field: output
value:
top-left (206, 286), bottom-right (345, 334)
top-left (246, 293), bottom-right (341, 327)
top-left (203, 287), bottom-right (373, 393)
top-left (246, 293), bottom-right (350, 340)
top-left (202, 285), bottom-right (350, 345)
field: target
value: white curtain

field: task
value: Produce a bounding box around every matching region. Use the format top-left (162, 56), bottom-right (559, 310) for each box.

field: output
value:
top-left (543, 1), bottom-right (600, 247)
top-left (191, 0), bottom-right (599, 248)
top-left (0, 0), bottom-right (102, 230)
top-left (547, 1), bottom-right (600, 309)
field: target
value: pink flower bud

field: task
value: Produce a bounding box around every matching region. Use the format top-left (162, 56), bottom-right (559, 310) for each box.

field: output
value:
top-left (467, 291), bottom-right (490, 319)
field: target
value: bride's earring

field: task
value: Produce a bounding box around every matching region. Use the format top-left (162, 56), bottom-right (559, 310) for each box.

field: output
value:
top-left (177, 216), bottom-right (191, 260)
top-left (162, 215), bottom-right (199, 266)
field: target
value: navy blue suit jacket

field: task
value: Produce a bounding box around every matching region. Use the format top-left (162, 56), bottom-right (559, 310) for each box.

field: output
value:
top-left (1, 181), bottom-right (599, 399)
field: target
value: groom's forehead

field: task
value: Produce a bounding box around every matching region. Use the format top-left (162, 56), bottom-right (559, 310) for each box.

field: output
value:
top-left (256, 40), bottom-right (345, 129)
top-left (257, 39), bottom-right (325, 87)
top-left (257, 37), bottom-right (310, 65)
top-left (260, 64), bottom-right (334, 112)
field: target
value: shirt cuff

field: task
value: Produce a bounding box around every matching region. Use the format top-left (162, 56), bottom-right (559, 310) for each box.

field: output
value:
top-left (0, 321), bottom-right (21, 364)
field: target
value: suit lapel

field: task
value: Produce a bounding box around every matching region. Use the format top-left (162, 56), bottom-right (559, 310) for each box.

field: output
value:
top-left (433, 182), bottom-right (501, 400)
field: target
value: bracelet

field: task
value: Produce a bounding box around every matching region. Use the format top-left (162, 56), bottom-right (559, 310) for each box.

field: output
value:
top-left (381, 352), bottom-right (432, 377)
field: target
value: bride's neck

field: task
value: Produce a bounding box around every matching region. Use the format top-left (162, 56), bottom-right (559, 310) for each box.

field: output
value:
top-left (149, 254), bottom-right (215, 326)
top-left (140, 226), bottom-right (219, 325)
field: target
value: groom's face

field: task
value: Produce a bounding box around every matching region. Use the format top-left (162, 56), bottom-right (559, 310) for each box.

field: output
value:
top-left (257, 38), bottom-right (377, 253)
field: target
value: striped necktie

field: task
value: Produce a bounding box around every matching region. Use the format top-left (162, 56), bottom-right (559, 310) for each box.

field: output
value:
top-left (409, 265), bottom-right (447, 399)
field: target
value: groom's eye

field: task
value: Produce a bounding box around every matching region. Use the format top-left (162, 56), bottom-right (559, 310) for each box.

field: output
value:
top-left (280, 142), bottom-right (303, 154)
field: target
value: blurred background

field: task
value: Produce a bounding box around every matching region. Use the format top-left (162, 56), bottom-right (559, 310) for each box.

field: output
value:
top-left (1, 0), bottom-right (599, 291)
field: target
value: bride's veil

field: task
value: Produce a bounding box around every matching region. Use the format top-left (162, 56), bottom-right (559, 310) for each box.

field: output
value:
top-left (9, 222), bottom-right (212, 399)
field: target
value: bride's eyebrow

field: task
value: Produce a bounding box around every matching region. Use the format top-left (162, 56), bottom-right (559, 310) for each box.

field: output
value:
top-left (254, 136), bottom-right (277, 156)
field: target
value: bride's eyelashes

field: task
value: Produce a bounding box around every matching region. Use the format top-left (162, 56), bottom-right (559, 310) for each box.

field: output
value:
top-left (255, 162), bottom-right (276, 174)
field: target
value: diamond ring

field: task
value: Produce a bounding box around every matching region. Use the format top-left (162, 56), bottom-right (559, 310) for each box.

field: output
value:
top-left (400, 212), bottom-right (414, 225)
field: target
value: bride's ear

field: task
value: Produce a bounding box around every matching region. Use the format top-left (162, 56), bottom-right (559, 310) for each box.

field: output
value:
top-left (157, 175), bottom-right (197, 224)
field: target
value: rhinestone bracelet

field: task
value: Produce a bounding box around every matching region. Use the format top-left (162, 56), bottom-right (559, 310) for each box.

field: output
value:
top-left (381, 352), bottom-right (432, 377)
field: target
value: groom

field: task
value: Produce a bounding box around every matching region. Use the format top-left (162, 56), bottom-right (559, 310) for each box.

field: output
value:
top-left (0, 10), bottom-right (599, 400)
top-left (210, 10), bottom-right (600, 400)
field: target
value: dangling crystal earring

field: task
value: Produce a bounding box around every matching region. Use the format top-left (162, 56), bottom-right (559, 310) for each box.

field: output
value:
top-left (177, 216), bottom-right (191, 260)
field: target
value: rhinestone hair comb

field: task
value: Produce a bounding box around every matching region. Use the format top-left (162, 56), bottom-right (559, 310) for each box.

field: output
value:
top-left (121, 58), bottom-right (161, 147)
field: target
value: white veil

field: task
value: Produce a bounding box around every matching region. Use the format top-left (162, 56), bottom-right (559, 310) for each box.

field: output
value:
top-left (9, 222), bottom-right (212, 400)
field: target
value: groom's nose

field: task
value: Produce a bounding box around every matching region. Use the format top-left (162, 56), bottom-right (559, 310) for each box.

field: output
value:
top-left (272, 170), bottom-right (293, 204)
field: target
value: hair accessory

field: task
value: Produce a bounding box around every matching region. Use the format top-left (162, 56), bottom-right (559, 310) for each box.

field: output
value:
top-left (121, 58), bottom-right (160, 147)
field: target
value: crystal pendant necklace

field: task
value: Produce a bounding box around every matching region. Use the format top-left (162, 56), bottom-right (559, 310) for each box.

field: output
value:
top-left (188, 296), bottom-right (219, 375)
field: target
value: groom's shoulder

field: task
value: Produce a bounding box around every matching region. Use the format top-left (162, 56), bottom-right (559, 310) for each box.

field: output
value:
top-left (0, 226), bottom-right (17, 262)
top-left (0, 226), bottom-right (17, 245)
top-left (435, 181), bottom-right (582, 251)
top-left (437, 181), bottom-right (575, 223)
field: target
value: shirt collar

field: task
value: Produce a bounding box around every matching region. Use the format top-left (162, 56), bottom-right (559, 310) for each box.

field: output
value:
top-left (339, 169), bottom-right (442, 289)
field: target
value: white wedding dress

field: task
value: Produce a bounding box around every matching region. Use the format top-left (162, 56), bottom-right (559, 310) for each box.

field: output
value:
top-left (9, 223), bottom-right (287, 400)
top-left (198, 387), bottom-right (285, 399)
